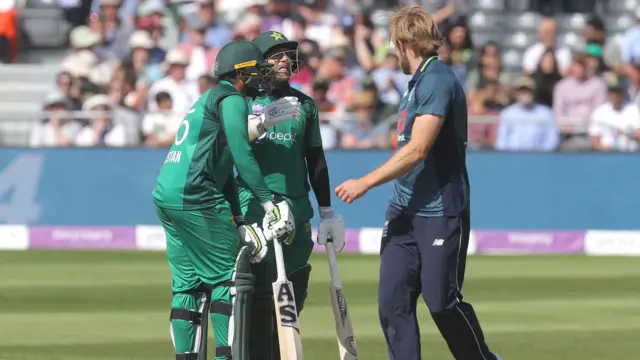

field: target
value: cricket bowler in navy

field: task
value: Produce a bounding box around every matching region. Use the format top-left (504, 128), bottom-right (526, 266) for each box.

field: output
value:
top-left (335, 6), bottom-right (501, 360)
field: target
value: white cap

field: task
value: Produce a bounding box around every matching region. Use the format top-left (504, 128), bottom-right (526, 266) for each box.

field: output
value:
top-left (82, 94), bottom-right (113, 111)
top-left (70, 26), bottom-right (101, 48)
top-left (129, 30), bottom-right (154, 49)
top-left (99, 0), bottom-right (121, 6)
top-left (165, 48), bottom-right (188, 66)
top-left (75, 50), bottom-right (98, 67)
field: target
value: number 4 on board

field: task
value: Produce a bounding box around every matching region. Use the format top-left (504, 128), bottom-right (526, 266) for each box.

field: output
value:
top-left (0, 154), bottom-right (43, 224)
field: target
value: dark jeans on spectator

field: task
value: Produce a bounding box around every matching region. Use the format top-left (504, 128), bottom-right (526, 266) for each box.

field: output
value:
top-left (0, 36), bottom-right (10, 63)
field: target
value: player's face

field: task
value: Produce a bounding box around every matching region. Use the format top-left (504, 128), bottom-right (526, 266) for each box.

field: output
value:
top-left (267, 49), bottom-right (297, 81)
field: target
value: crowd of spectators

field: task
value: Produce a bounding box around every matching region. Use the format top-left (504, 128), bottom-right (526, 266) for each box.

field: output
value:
top-left (27, 0), bottom-right (640, 151)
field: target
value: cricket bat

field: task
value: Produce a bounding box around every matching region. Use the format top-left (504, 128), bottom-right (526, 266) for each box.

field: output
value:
top-left (326, 240), bottom-right (358, 360)
top-left (272, 239), bottom-right (304, 360)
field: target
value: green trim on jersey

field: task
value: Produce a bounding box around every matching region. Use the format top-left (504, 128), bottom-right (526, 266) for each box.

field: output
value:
top-left (152, 82), bottom-right (240, 210)
top-left (238, 85), bottom-right (322, 198)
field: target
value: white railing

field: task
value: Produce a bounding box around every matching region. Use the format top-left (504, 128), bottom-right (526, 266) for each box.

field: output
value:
top-left (0, 110), bottom-right (596, 147)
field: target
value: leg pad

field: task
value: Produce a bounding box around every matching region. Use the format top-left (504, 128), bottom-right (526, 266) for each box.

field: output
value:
top-left (288, 263), bottom-right (312, 313)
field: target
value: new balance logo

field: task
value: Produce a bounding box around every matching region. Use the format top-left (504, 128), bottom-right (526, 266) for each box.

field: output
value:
top-left (432, 239), bottom-right (444, 246)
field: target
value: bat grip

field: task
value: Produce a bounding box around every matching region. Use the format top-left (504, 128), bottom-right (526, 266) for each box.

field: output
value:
top-left (273, 239), bottom-right (288, 282)
top-left (325, 238), bottom-right (343, 288)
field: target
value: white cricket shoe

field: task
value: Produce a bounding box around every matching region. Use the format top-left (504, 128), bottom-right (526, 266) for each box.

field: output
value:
top-left (492, 353), bottom-right (502, 360)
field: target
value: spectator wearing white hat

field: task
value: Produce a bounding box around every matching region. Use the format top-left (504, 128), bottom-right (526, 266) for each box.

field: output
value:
top-left (147, 49), bottom-right (198, 118)
top-left (75, 94), bottom-right (128, 147)
top-left (62, 26), bottom-right (106, 65)
top-left (127, 30), bottom-right (163, 86)
top-left (61, 55), bottom-right (102, 107)
top-left (30, 92), bottom-right (81, 148)
top-left (180, 0), bottom-right (231, 49)
top-left (179, 15), bottom-right (218, 84)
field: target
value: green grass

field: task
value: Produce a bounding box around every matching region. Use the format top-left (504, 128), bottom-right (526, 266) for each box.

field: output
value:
top-left (1, 251), bottom-right (640, 359)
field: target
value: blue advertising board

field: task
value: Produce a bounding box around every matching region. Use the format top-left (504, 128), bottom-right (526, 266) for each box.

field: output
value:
top-left (0, 149), bottom-right (636, 229)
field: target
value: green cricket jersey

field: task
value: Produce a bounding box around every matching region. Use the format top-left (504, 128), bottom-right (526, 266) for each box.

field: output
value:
top-left (238, 85), bottom-right (323, 198)
top-left (153, 81), bottom-right (272, 210)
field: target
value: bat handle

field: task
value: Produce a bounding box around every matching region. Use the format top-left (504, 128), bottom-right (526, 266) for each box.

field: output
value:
top-left (273, 238), bottom-right (288, 282)
top-left (325, 239), bottom-right (343, 288)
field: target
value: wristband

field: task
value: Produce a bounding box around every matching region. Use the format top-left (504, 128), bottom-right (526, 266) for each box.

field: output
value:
top-left (262, 200), bottom-right (275, 212)
top-left (318, 206), bottom-right (334, 219)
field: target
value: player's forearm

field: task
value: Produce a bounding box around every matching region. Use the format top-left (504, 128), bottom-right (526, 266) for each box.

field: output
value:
top-left (306, 146), bottom-right (331, 207)
top-left (221, 178), bottom-right (242, 220)
top-left (221, 96), bottom-right (273, 204)
top-left (361, 143), bottom-right (425, 190)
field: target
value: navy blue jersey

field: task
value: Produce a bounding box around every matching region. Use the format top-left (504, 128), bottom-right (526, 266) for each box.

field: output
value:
top-left (389, 56), bottom-right (470, 217)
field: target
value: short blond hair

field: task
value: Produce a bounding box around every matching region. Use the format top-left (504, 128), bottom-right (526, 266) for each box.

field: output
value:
top-left (389, 6), bottom-right (442, 57)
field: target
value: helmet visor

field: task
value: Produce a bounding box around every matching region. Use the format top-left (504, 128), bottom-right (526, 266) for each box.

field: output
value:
top-left (265, 48), bottom-right (301, 80)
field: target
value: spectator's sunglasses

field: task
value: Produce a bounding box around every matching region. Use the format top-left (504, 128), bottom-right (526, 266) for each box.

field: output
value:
top-left (266, 48), bottom-right (302, 77)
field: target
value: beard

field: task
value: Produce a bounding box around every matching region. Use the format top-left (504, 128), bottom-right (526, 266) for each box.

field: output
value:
top-left (398, 54), bottom-right (411, 75)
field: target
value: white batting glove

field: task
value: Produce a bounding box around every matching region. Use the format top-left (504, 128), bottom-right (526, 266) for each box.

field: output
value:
top-left (262, 200), bottom-right (296, 245)
top-left (262, 97), bottom-right (301, 128)
top-left (248, 114), bottom-right (267, 142)
top-left (238, 223), bottom-right (268, 263)
top-left (317, 207), bottom-right (345, 252)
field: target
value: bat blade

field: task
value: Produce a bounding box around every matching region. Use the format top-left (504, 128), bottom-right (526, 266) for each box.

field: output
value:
top-left (329, 285), bottom-right (358, 360)
top-left (272, 278), bottom-right (303, 360)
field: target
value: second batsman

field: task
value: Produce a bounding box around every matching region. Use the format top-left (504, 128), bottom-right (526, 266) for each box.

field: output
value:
top-left (238, 31), bottom-right (346, 360)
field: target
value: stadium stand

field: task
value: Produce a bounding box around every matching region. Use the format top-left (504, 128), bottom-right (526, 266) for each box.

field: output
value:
top-left (0, 0), bottom-right (638, 150)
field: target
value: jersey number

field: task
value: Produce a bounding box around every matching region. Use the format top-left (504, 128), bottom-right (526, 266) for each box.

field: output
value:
top-left (0, 154), bottom-right (42, 224)
top-left (174, 119), bottom-right (190, 146)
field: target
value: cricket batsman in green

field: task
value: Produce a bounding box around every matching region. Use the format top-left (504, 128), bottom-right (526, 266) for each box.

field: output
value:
top-left (152, 40), bottom-right (301, 360)
top-left (240, 31), bottom-right (347, 360)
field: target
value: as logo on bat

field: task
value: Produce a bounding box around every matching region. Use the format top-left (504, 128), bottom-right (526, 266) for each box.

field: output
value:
top-left (277, 283), bottom-right (298, 326)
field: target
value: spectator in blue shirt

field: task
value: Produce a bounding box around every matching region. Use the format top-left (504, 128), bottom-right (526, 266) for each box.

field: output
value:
top-left (180, 0), bottom-right (231, 49)
top-left (495, 77), bottom-right (559, 151)
top-left (621, 9), bottom-right (640, 66)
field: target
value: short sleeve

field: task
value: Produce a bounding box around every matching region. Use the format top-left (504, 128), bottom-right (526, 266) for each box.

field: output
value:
top-left (415, 72), bottom-right (452, 118)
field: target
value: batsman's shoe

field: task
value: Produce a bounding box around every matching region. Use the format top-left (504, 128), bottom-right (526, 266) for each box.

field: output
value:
top-left (493, 353), bottom-right (502, 360)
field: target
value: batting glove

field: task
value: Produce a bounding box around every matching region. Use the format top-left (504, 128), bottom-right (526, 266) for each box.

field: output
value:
top-left (262, 200), bottom-right (296, 245)
top-left (317, 207), bottom-right (346, 252)
top-left (262, 97), bottom-right (301, 128)
top-left (248, 114), bottom-right (267, 142)
top-left (238, 223), bottom-right (268, 263)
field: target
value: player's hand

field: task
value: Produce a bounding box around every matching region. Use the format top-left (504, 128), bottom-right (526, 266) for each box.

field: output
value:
top-left (237, 223), bottom-right (268, 263)
top-left (262, 200), bottom-right (296, 245)
top-left (316, 207), bottom-right (345, 252)
top-left (335, 178), bottom-right (370, 204)
top-left (247, 114), bottom-right (267, 142)
top-left (263, 97), bottom-right (301, 127)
